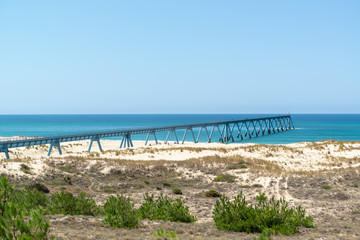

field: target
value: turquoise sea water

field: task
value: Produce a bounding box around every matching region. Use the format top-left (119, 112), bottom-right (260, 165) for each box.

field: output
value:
top-left (0, 114), bottom-right (359, 144)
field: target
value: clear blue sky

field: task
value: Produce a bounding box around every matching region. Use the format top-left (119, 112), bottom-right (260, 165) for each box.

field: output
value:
top-left (0, 0), bottom-right (359, 114)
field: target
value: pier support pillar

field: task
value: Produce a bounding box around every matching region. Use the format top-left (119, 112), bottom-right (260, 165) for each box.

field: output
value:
top-left (0, 145), bottom-right (10, 160)
top-left (190, 128), bottom-right (196, 143)
top-left (120, 134), bottom-right (133, 148)
top-left (182, 128), bottom-right (196, 144)
top-left (145, 131), bottom-right (158, 146)
top-left (196, 126), bottom-right (210, 143)
top-left (165, 129), bottom-right (179, 144)
top-left (181, 129), bottom-right (188, 144)
top-left (47, 140), bottom-right (62, 157)
top-left (88, 136), bottom-right (103, 152)
top-left (216, 125), bottom-right (223, 142)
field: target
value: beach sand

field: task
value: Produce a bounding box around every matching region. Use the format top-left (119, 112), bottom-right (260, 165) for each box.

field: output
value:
top-left (1, 140), bottom-right (359, 239)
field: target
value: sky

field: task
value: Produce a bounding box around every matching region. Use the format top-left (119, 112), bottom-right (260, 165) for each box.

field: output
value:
top-left (0, 0), bottom-right (359, 114)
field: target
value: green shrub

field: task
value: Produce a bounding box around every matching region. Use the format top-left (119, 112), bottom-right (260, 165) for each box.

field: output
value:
top-left (163, 182), bottom-right (171, 187)
top-left (153, 228), bottom-right (178, 238)
top-left (214, 174), bottom-right (236, 183)
top-left (144, 181), bottom-right (150, 185)
top-left (103, 188), bottom-right (116, 193)
top-left (213, 192), bottom-right (315, 236)
top-left (31, 183), bottom-right (50, 193)
top-left (138, 193), bottom-right (196, 223)
top-left (172, 188), bottom-right (182, 195)
top-left (227, 163), bottom-right (247, 170)
top-left (103, 195), bottom-right (139, 228)
top-left (59, 165), bottom-right (76, 174)
top-left (205, 190), bottom-right (221, 198)
top-left (0, 204), bottom-right (51, 240)
top-left (48, 191), bottom-right (101, 216)
top-left (0, 175), bottom-right (51, 239)
top-left (10, 188), bottom-right (49, 214)
top-left (20, 164), bottom-right (31, 174)
top-left (321, 185), bottom-right (331, 190)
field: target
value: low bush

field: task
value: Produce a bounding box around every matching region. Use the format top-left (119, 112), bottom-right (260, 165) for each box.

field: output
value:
top-left (103, 195), bottom-right (139, 228)
top-left (205, 190), bottom-right (221, 198)
top-left (31, 183), bottom-right (50, 193)
top-left (0, 175), bottom-right (52, 239)
top-left (138, 193), bottom-right (196, 223)
top-left (153, 228), bottom-right (178, 238)
top-left (213, 192), bottom-right (315, 236)
top-left (172, 188), bottom-right (182, 195)
top-left (10, 188), bottom-right (49, 214)
top-left (227, 163), bottom-right (247, 170)
top-left (214, 174), bottom-right (236, 183)
top-left (20, 164), bottom-right (31, 174)
top-left (48, 191), bottom-right (101, 216)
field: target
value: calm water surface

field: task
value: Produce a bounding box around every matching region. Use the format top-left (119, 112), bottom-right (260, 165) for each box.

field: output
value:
top-left (0, 114), bottom-right (359, 144)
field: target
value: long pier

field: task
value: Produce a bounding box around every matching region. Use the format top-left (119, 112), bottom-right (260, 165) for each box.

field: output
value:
top-left (0, 115), bottom-right (294, 159)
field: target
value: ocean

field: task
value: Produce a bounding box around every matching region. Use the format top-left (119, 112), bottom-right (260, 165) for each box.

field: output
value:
top-left (0, 114), bottom-right (359, 144)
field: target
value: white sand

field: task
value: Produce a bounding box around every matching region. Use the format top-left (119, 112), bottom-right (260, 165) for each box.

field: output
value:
top-left (1, 139), bottom-right (360, 178)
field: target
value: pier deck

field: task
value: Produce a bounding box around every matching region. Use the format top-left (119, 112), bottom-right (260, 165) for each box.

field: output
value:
top-left (0, 115), bottom-right (294, 159)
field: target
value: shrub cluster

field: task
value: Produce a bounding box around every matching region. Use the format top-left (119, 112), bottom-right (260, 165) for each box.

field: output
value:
top-left (213, 192), bottom-right (315, 236)
top-left (103, 195), bottom-right (139, 228)
top-left (138, 193), bottom-right (197, 223)
top-left (47, 191), bottom-right (101, 216)
top-left (0, 175), bottom-right (317, 238)
top-left (153, 228), bottom-right (178, 238)
top-left (0, 176), bottom-right (51, 239)
top-left (205, 190), bottom-right (221, 198)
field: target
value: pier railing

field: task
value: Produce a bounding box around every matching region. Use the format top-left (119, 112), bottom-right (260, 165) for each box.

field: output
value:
top-left (0, 115), bottom-right (294, 159)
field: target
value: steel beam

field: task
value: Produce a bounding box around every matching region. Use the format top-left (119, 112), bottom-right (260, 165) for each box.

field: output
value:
top-left (47, 140), bottom-right (62, 156)
top-left (0, 115), bottom-right (294, 158)
top-left (88, 136), bottom-right (102, 152)
top-left (0, 145), bottom-right (9, 160)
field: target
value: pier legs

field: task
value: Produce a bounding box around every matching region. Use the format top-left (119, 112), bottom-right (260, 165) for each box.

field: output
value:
top-left (181, 128), bottom-right (196, 144)
top-left (120, 134), bottom-right (133, 148)
top-left (0, 145), bottom-right (10, 160)
top-left (47, 140), bottom-right (62, 157)
top-left (165, 129), bottom-right (179, 144)
top-left (196, 126), bottom-right (210, 143)
top-left (145, 132), bottom-right (158, 146)
top-left (181, 129), bottom-right (188, 144)
top-left (88, 136), bottom-right (103, 152)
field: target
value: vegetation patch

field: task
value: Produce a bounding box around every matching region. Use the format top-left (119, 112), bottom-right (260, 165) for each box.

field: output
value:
top-left (0, 176), bottom-right (51, 239)
top-left (153, 228), bottom-right (178, 238)
top-left (172, 188), bottom-right (183, 195)
top-left (59, 165), bottom-right (76, 174)
top-left (138, 193), bottom-right (197, 223)
top-left (227, 162), bottom-right (248, 170)
top-left (205, 190), bottom-right (221, 198)
top-left (321, 184), bottom-right (332, 190)
top-left (103, 195), bottom-right (139, 228)
top-left (213, 192), bottom-right (315, 236)
top-left (20, 163), bottom-right (31, 174)
top-left (30, 183), bottom-right (50, 193)
top-left (103, 187), bottom-right (116, 193)
top-left (47, 191), bottom-right (101, 216)
top-left (214, 174), bottom-right (236, 183)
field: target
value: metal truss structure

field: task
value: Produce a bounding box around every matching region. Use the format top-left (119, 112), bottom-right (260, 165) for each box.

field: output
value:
top-left (0, 115), bottom-right (294, 159)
